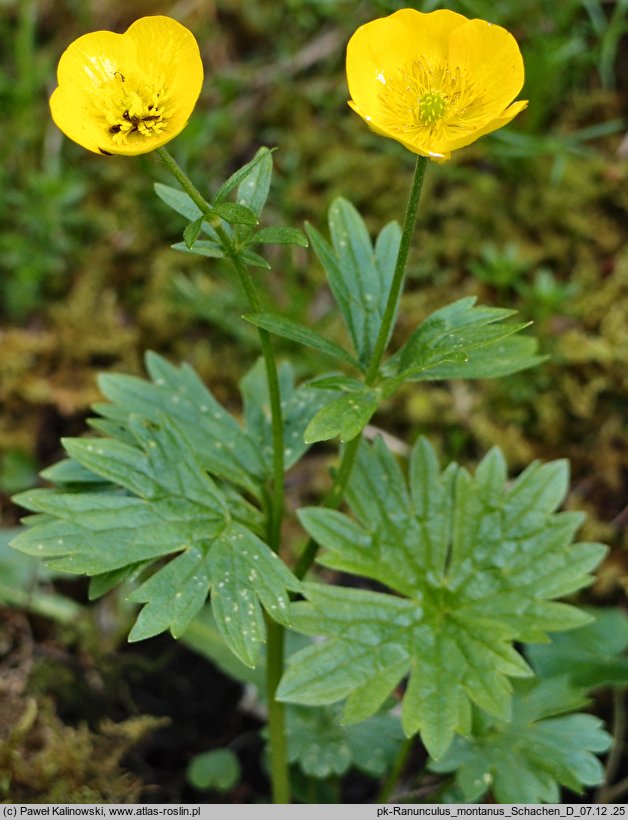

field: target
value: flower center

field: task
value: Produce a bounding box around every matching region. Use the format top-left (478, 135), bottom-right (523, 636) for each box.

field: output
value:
top-left (96, 72), bottom-right (172, 144)
top-left (418, 91), bottom-right (447, 124)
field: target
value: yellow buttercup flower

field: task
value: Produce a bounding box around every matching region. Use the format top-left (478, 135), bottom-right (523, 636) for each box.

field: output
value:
top-left (346, 9), bottom-right (528, 161)
top-left (49, 16), bottom-right (203, 156)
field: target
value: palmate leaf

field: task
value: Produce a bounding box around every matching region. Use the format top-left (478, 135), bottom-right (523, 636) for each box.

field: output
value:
top-left (285, 704), bottom-right (404, 779)
top-left (526, 607), bottom-right (628, 689)
top-left (182, 606), bottom-right (405, 781)
top-left (11, 413), bottom-right (300, 667)
top-left (430, 677), bottom-right (612, 803)
top-left (93, 351), bottom-right (266, 497)
top-left (279, 437), bottom-right (607, 759)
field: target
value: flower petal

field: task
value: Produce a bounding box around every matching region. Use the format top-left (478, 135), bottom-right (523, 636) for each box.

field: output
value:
top-left (50, 84), bottom-right (108, 154)
top-left (447, 19), bottom-right (525, 121)
top-left (347, 9), bottom-right (467, 121)
top-left (125, 16), bottom-right (203, 125)
top-left (56, 30), bottom-right (134, 92)
top-left (50, 16), bottom-right (203, 156)
top-left (443, 99), bottom-right (529, 152)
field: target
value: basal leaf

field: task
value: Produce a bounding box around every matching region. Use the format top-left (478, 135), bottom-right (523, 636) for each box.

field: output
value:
top-left (207, 523), bottom-right (299, 667)
top-left (94, 351), bottom-right (265, 497)
top-left (285, 704), bottom-right (404, 780)
top-left (128, 545), bottom-right (211, 641)
top-left (182, 605), bottom-right (263, 686)
top-left (284, 437), bottom-right (607, 758)
top-left (182, 606), bottom-right (404, 780)
top-left (526, 607), bottom-right (628, 689)
top-left (239, 359), bottom-right (336, 471)
top-left (11, 414), bottom-right (299, 666)
top-left (187, 749), bottom-right (241, 792)
top-left (12, 415), bottom-right (229, 575)
top-left (307, 199), bottom-right (401, 368)
top-left (430, 677), bottom-right (612, 803)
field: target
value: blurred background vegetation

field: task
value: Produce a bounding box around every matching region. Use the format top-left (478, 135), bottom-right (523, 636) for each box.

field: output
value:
top-left (0, 0), bottom-right (626, 802)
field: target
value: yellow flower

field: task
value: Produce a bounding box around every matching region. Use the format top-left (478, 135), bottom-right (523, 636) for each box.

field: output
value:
top-left (346, 9), bottom-right (527, 161)
top-left (49, 16), bottom-right (203, 156)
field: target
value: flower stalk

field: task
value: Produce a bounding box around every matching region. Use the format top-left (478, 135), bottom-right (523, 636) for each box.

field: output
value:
top-left (156, 145), bottom-right (289, 802)
top-left (295, 155), bottom-right (428, 580)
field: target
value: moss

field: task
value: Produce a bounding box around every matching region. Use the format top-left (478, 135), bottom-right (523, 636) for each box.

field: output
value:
top-left (0, 692), bottom-right (163, 803)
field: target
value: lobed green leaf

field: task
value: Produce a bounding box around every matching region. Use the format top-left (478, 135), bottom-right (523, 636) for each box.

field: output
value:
top-left (94, 351), bottom-right (265, 497)
top-left (526, 607), bottom-right (628, 689)
top-left (284, 437), bottom-right (607, 758)
top-left (430, 677), bottom-right (612, 803)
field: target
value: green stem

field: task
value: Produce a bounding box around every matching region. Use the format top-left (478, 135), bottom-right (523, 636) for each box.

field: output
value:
top-left (365, 155), bottom-right (428, 385)
top-left (156, 146), bottom-right (288, 801)
top-left (378, 737), bottom-right (413, 803)
top-left (295, 155), bottom-right (428, 580)
top-left (265, 615), bottom-right (290, 803)
top-left (294, 434), bottom-right (361, 580)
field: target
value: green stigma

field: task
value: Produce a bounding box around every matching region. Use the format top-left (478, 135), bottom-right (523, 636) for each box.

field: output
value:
top-left (419, 91), bottom-right (447, 124)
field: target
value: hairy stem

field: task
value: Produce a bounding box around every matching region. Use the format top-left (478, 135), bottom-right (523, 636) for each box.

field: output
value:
top-left (295, 156), bottom-right (428, 580)
top-left (156, 146), bottom-right (288, 802)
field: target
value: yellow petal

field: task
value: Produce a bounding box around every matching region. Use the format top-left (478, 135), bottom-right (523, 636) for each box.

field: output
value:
top-left (56, 30), bottom-right (133, 92)
top-left (447, 19), bottom-right (525, 122)
top-left (346, 9), bottom-right (468, 122)
top-left (49, 16), bottom-right (203, 156)
top-left (125, 16), bottom-right (203, 126)
top-left (50, 84), bottom-right (108, 154)
top-left (442, 100), bottom-right (529, 153)
top-left (345, 9), bottom-right (527, 161)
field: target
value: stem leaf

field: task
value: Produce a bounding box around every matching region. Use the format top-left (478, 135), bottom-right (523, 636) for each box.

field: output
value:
top-left (387, 296), bottom-right (536, 381)
top-left (183, 216), bottom-right (205, 249)
top-left (307, 199), bottom-right (400, 368)
top-left (244, 312), bottom-right (360, 369)
top-left (245, 226), bottom-right (309, 247)
top-left (303, 390), bottom-right (378, 444)
top-left (211, 201), bottom-right (258, 226)
top-left (214, 147), bottom-right (274, 210)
